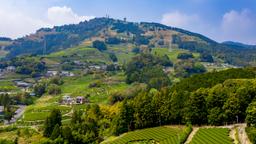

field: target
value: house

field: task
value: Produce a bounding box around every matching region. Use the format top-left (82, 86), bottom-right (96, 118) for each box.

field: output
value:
top-left (88, 65), bottom-right (107, 71)
top-left (0, 106), bottom-right (4, 115)
top-left (15, 81), bottom-right (32, 88)
top-left (60, 71), bottom-right (75, 77)
top-left (6, 66), bottom-right (16, 72)
top-left (89, 65), bottom-right (101, 70)
top-left (29, 92), bottom-right (36, 96)
top-left (46, 71), bottom-right (58, 77)
top-left (74, 60), bottom-right (84, 66)
top-left (76, 96), bottom-right (84, 104)
top-left (62, 95), bottom-right (73, 105)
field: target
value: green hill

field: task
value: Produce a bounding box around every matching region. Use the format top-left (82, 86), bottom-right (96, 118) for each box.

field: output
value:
top-left (2, 17), bottom-right (256, 66)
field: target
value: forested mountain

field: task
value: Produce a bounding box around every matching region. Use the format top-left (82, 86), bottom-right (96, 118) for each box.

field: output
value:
top-left (2, 17), bottom-right (256, 66)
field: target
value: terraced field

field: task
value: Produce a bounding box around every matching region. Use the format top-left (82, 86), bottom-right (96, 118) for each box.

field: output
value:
top-left (105, 126), bottom-right (184, 144)
top-left (46, 46), bottom-right (112, 64)
top-left (190, 128), bottom-right (233, 144)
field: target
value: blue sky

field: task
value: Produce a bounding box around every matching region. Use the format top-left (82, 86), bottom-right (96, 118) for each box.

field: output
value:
top-left (0, 0), bottom-right (255, 44)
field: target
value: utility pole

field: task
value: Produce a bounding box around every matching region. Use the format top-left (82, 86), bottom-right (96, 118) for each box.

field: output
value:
top-left (43, 36), bottom-right (46, 56)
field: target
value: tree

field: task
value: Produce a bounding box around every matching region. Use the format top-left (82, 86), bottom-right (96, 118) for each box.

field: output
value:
top-left (49, 77), bottom-right (63, 85)
top-left (184, 88), bottom-right (208, 125)
top-left (71, 110), bottom-right (82, 124)
top-left (44, 109), bottom-right (62, 137)
top-left (50, 124), bottom-right (61, 140)
top-left (62, 126), bottom-right (73, 143)
top-left (92, 40), bottom-right (107, 51)
top-left (246, 101), bottom-right (256, 127)
top-left (109, 53), bottom-right (118, 62)
top-left (200, 53), bottom-right (214, 63)
top-left (4, 111), bottom-right (13, 122)
top-left (34, 83), bottom-right (46, 96)
top-left (1, 94), bottom-right (11, 111)
top-left (112, 99), bottom-right (134, 135)
top-left (125, 54), bottom-right (171, 88)
top-left (223, 94), bottom-right (243, 123)
top-left (105, 37), bottom-right (121, 44)
top-left (177, 53), bottom-right (194, 60)
top-left (47, 84), bottom-right (61, 95)
top-left (131, 47), bottom-right (140, 54)
top-left (148, 76), bottom-right (171, 90)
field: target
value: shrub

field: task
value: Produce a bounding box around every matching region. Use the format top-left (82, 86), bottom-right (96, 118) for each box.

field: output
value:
top-left (92, 40), bottom-right (107, 51)
top-left (47, 84), bottom-right (61, 95)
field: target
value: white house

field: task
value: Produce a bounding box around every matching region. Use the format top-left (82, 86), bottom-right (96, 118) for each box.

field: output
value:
top-left (60, 71), bottom-right (75, 77)
top-left (46, 71), bottom-right (58, 77)
top-left (62, 95), bottom-right (74, 105)
top-left (6, 66), bottom-right (16, 72)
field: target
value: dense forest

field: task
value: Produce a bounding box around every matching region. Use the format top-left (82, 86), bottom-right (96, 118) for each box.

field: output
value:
top-left (35, 65), bottom-right (256, 143)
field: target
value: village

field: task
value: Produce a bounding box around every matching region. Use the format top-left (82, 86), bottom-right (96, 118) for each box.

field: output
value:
top-left (0, 63), bottom-right (110, 125)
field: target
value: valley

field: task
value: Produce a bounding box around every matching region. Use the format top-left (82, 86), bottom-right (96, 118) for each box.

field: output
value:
top-left (0, 17), bottom-right (255, 144)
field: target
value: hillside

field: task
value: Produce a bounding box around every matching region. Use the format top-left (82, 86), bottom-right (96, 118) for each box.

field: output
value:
top-left (1, 17), bottom-right (256, 144)
top-left (2, 17), bottom-right (256, 66)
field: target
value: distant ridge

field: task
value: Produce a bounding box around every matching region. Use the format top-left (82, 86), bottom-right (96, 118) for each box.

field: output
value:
top-left (1, 17), bottom-right (256, 66)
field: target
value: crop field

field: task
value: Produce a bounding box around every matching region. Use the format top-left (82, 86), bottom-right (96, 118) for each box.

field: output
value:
top-left (151, 48), bottom-right (200, 62)
top-left (105, 126), bottom-right (185, 144)
top-left (0, 80), bottom-right (18, 91)
top-left (22, 104), bottom-right (71, 121)
top-left (61, 73), bottom-right (129, 104)
top-left (0, 127), bottom-right (44, 143)
top-left (108, 45), bottom-right (135, 64)
top-left (46, 46), bottom-right (111, 64)
top-left (190, 128), bottom-right (233, 144)
top-left (0, 49), bottom-right (8, 58)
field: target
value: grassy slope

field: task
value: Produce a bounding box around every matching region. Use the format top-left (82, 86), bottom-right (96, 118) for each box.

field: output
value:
top-left (20, 72), bottom-right (128, 123)
top-left (46, 46), bottom-right (112, 64)
top-left (61, 72), bottom-right (129, 104)
top-left (151, 48), bottom-right (200, 63)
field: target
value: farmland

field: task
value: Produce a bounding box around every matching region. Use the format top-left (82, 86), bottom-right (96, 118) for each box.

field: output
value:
top-left (60, 72), bottom-right (129, 104)
top-left (104, 126), bottom-right (189, 144)
top-left (189, 128), bottom-right (233, 144)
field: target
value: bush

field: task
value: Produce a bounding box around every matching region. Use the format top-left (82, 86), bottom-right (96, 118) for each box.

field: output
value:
top-left (200, 53), bottom-right (214, 63)
top-left (109, 92), bottom-right (125, 105)
top-left (88, 80), bottom-right (102, 88)
top-left (246, 101), bottom-right (256, 127)
top-left (132, 47), bottom-right (140, 54)
top-left (109, 53), bottom-right (118, 62)
top-left (34, 83), bottom-right (46, 96)
top-left (47, 84), bottom-right (61, 95)
top-left (179, 125), bottom-right (192, 144)
top-left (246, 127), bottom-right (256, 144)
top-left (105, 37), bottom-right (121, 44)
top-left (92, 40), bottom-right (107, 51)
top-left (177, 53), bottom-right (194, 60)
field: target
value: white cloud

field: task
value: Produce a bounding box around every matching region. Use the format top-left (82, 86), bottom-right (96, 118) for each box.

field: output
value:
top-left (0, 7), bottom-right (48, 38)
top-left (161, 10), bottom-right (256, 44)
top-left (220, 9), bottom-right (256, 44)
top-left (0, 5), bottom-right (94, 39)
top-left (47, 6), bottom-right (94, 26)
top-left (161, 11), bottom-right (200, 30)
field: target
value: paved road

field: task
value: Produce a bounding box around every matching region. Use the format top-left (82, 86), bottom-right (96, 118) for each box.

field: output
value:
top-left (4, 105), bottom-right (26, 125)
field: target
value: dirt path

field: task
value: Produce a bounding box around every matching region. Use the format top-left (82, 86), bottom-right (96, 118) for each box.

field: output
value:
top-left (183, 124), bottom-right (251, 144)
top-left (184, 127), bottom-right (199, 144)
top-left (237, 124), bottom-right (251, 144)
top-left (230, 126), bottom-right (239, 144)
